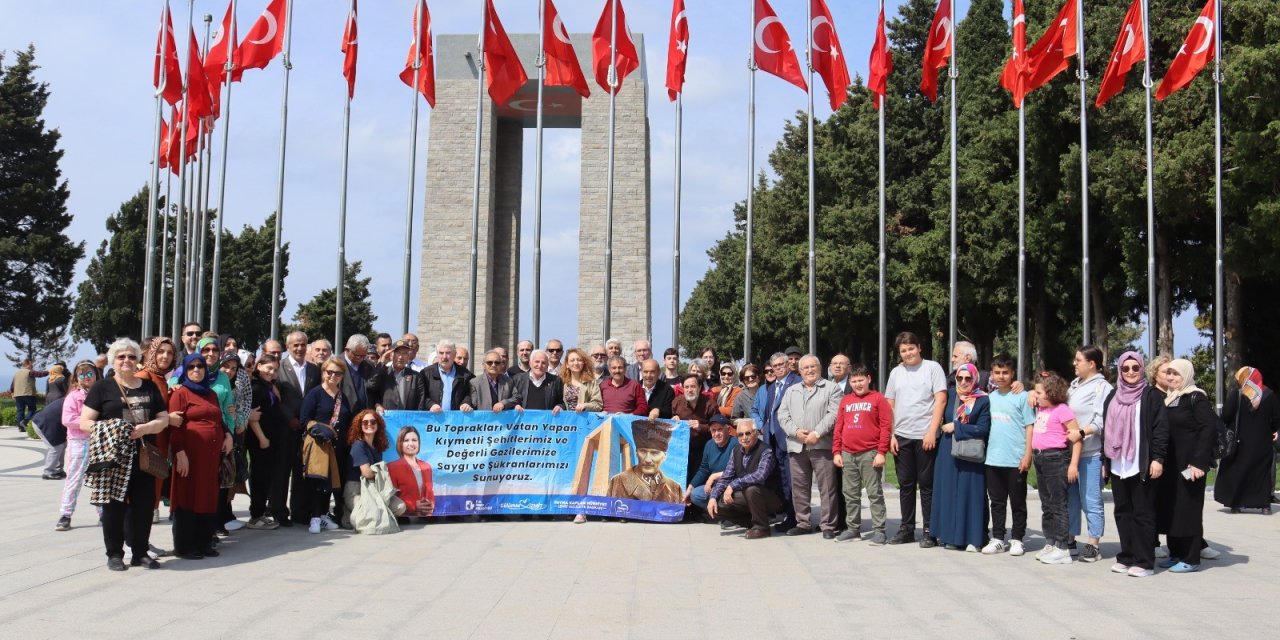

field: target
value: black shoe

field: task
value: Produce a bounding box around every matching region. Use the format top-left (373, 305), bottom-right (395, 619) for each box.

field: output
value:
top-left (888, 530), bottom-right (916, 545)
top-left (274, 513), bottom-right (293, 527)
top-left (55, 516), bottom-right (71, 531)
top-left (176, 552), bottom-right (205, 560)
top-left (822, 530), bottom-right (837, 540)
top-left (785, 526), bottom-right (814, 536)
top-left (42, 474), bottom-right (59, 480)
top-left (203, 547), bottom-right (220, 558)
top-left (920, 536), bottom-right (938, 549)
top-left (130, 556), bottom-right (160, 569)
top-left (215, 527), bottom-right (230, 537)
top-left (107, 557), bottom-right (127, 571)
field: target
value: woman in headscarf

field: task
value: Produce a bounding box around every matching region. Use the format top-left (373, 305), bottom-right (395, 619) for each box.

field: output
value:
top-left (139, 336), bottom-right (179, 515)
top-left (1101, 351), bottom-right (1169, 577)
top-left (712, 362), bottom-right (742, 418)
top-left (931, 363), bottom-right (991, 552)
top-left (167, 353), bottom-right (232, 559)
top-left (1154, 358), bottom-right (1217, 573)
top-left (1214, 366), bottom-right (1279, 515)
top-left (218, 351), bottom-right (254, 533)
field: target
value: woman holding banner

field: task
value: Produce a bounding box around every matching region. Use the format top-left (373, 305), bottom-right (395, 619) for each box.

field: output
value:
top-left (561, 348), bottom-right (603, 413)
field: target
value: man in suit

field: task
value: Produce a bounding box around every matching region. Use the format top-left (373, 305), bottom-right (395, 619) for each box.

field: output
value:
top-left (275, 332), bottom-right (320, 525)
top-left (829, 353), bottom-right (853, 395)
top-left (423, 339), bottom-right (474, 412)
top-left (340, 334), bottom-right (377, 416)
top-left (751, 352), bottom-right (802, 530)
top-left (511, 350), bottom-right (564, 411)
top-left (625, 339), bottom-right (652, 381)
top-left (470, 349), bottom-right (519, 411)
top-left (638, 359), bottom-right (675, 420)
top-left (544, 339), bottom-right (565, 376)
top-left (371, 339), bottom-right (428, 411)
top-left (510, 340), bottom-right (534, 375)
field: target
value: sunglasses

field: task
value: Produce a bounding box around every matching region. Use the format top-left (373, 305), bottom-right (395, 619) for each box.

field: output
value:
top-left (736, 432), bottom-right (756, 439)
top-left (484, 360), bottom-right (502, 366)
top-left (116, 354), bottom-right (138, 361)
top-left (720, 370), bottom-right (734, 376)
top-left (360, 418), bottom-right (378, 425)
top-left (547, 348), bottom-right (563, 353)
top-left (323, 370), bottom-right (344, 377)
top-left (742, 375), bottom-right (758, 381)
top-left (955, 375), bottom-right (973, 382)
top-left (184, 331), bottom-right (201, 337)
top-left (591, 353), bottom-right (606, 359)
top-left (188, 362), bottom-right (206, 370)
top-left (77, 371), bottom-right (97, 379)
top-left (1120, 364), bottom-right (1142, 373)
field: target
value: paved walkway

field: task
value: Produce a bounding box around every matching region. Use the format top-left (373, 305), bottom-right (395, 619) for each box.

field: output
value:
top-left (1, 429), bottom-right (1276, 638)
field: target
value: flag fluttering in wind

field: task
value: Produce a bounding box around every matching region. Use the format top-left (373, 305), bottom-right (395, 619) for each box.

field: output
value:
top-left (1156, 0), bottom-right (1216, 100)
top-left (868, 2), bottom-right (893, 110)
top-left (592, 0), bottom-right (641, 95)
top-left (205, 2), bottom-right (238, 117)
top-left (483, 0), bottom-right (529, 107)
top-left (753, 0), bottom-right (807, 91)
top-left (399, 0), bottom-right (435, 107)
top-left (1096, 0), bottom-right (1145, 107)
top-left (664, 0), bottom-right (688, 101)
top-left (999, 0), bottom-right (1029, 107)
top-left (235, 0), bottom-right (287, 80)
top-left (544, 0), bottom-right (591, 98)
top-left (1023, 0), bottom-right (1078, 94)
top-left (154, 2), bottom-right (183, 106)
top-left (920, 0), bottom-right (953, 102)
top-left (810, 0), bottom-right (850, 110)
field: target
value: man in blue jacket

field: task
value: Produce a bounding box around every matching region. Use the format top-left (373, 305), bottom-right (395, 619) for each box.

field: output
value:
top-left (751, 352), bottom-right (801, 530)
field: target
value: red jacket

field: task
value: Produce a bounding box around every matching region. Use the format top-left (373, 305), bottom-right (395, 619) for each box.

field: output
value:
top-left (832, 390), bottom-right (893, 455)
top-left (387, 457), bottom-right (435, 514)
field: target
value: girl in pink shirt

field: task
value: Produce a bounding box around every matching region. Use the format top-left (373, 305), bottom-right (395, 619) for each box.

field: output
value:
top-left (56, 361), bottom-right (102, 531)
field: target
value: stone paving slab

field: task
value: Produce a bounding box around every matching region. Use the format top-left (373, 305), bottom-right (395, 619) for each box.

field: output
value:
top-left (1, 429), bottom-right (1276, 639)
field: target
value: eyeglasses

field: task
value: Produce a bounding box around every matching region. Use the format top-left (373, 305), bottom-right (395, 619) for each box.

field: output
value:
top-left (484, 360), bottom-right (502, 366)
top-left (720, 370), bottom-right (734, 376)
top-left (547, 348), bottom-right (563, 354)
top-left (184, 331), bottom-right (201, 337)
top-left (736, 432), bottom-right (756, 439)
top-left (955, 375), bottom-right (973, 382)
top-left (360, 418), bottom-right (378, 425)
top-left (1120, 364), bottom-right (1142, 373)
top-left (201, 347), bottom-right (219, 354)
top-left (116, 354), bottom-right (138, 361)
top-left (188, 362), bottom-right (206, 370)
top-left (591, 353), bottom-right (606, 359)
top-left (323, 370), bottom-right (344, 377)
top-left (77, 371), bottom-right (97, 379)
top-left (742, 375), bottom-right (758, 381)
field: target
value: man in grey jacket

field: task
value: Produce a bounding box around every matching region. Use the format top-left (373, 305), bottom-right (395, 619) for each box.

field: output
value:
top-left (777, 354), bottom-right (842, 538)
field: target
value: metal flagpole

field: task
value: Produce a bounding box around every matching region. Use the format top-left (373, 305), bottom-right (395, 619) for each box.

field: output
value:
top-left (170, 0), bottom-right (194, 340)
top-left (533, 0), bottom-right (546, 347)
top-left (401, 0), bottom-right (424, 339)
top-left (210, 0), bottom-right (236, 333)
top-left (159, 172), bottom-right (172, 338)
top-left (603, 0), bottom-right (619, 341)
top-left (336, 0), bottom-right (357, 350)
top-left (805, 0), bottom-right (816, 356)
top-left (1141, 0), bottom-right (1156, 358)
top-left (467, 11), bottom-right (487, 361)
top-left (744, 0), bottom-right (756, 362)
top-left (1212, 0), bottom-right (1224, 408)
top-left (194, 14), bottom-right (213, 323)
top-left (672, 93), bottom-right (683, 352)
top-left (947, 0), bottom-right (959, 358)
top-left (1077, 0), bottom-right (1091, 344)
top-left (143, 0), bottom-right (170, 338)
top-left (268, 0), bottom-right (295, 342)
top-left (877, 3), bottom-right (887, 389)
top-left (1017, 105), bottom-right (1027, 382)
top-left (186, 128), bottom-right (201, 317)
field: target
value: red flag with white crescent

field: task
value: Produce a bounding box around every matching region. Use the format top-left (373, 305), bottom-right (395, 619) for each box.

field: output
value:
top-left (810, 0), bottom-right (850, 110)
top-left (920, 0), bottom-right (953, 102)
top-left (544, 0), bottom-right (590, 98)
top-left (999, 0), bottom-right (1029, 107)
top-left (204, 2), bottom-right (237, 118)
top-left (1096, 0), bottom-right (1145, 107)
top-left (185, 29), bottom-right (213, 120)
top-left (399, 0), bottom-right (436, 107)
top-left (235, 0), bottom-right (287, 80)
top-left (868, 3), bottom-right (893, 110)
top-left (154, 2), bottom-right (183, 106)
top-left (342, 0), bottom-right (358, 99)
top-left (483, 0), bottom-right (529, 107)
top-left (665, 0), bottom-right (688, 101)
top-left (592, 0), bottom-right (641, 95)
top-left (1023, 0), bottom-right (1078, 94)
top-left (1156, 0), bottom-right (1216, 100)
top-left (753, 0), bottom-right (807, 91)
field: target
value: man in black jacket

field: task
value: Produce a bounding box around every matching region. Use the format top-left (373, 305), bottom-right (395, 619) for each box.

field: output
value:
top-left (638, 359), bottom-right (675, 420)
top-left (511, 350), bottom-right (563, 411)
top-left (423, 339), bottom-right (474, 412)
top-left (274, 332), bottom-right (319, 525)
top-left (370, 339), bottom-right (428, 411)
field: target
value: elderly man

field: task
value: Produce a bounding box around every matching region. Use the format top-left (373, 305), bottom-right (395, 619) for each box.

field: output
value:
top-left (276, 331), bottom-right (319, 525)
top-left (543, 338), bottom-right (565, 375)
top-left (511, 340), bottom-right (534, 375)
top-left (511, 349), bottom-right (563, 412)
top-left (777, 354), bottom-right (842, 538)
top-left (423, 340), bottom-right (474, 412)
top-left (606, 419), bottom-right (683, 503)
top-left (626, 339), bottom-right (652, 380)
top-left (605, 338), bottom-right (623, 359)
top-left (673, 373), bottom-right (716, 478)
top-left (829, 353), bottom-right (853, 395)
top-left (340, 334), bottom-right (377, 416)
top-left (948, 341), bottom-right (991, 390)
top-left (400, 333), bottom-right (428, 372)
top-left (590, 344), bottom-right (609, 377)
top-left (685, 414), bottom-right (738, 516)
top-left (455, 346), bottom-right (470, 370)
top-left (310, 339), bottom-right (333, 366)
top-left (470, 349), bottom-right (518, 411)
top-left (708, 419), bottom-right (786, 539)
top-left (600, 356), bottom-right (648, 416)
top-left (370, 339), bottom-right (428, 411)
top-left (751, 352), bottom-right (802, 530)
top-left (637, 359), bottom-right (674, 420)
top-left (493, 346), bottom-right (509, 368)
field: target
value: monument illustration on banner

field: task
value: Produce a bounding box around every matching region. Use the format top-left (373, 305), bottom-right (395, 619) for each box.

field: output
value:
top-left (571, 415), bottom-right (632, 495)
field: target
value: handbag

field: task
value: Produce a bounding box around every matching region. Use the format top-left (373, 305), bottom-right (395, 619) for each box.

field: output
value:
top-left (138, 440), bottom-right (171, 479)
top-left (219, 452), bottom-right (236, 489)
top-left (951, 436), bottom-right (987, 464)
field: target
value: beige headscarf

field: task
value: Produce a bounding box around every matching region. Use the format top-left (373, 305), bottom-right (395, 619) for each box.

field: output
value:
top-left (1164, 358), bottom-right (1207, 406)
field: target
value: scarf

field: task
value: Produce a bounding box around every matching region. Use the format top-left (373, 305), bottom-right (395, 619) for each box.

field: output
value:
top-left (143, 337), bottom-right (176, 375)
top-left (1104, 351), bottom-right (1145, 463)
top-left (1164, 358), bottom-right (1206, 407)
top-left (955, 363), bottom-right (986, 423)
top-left (1236, 366), bottom-right (1266, 410)
top-left (178, 352), bottom-right (214, 396)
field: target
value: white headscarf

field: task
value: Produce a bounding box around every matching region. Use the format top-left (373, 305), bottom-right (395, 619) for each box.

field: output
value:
top-left (1164, 358), bottom-right (1207, 407)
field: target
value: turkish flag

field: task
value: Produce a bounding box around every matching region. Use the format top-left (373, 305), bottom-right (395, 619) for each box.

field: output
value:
top-left (158, 116), bottom-right (170, 171)
top-left (811, 0), bottom-right (849, 110)
top-left (1156, 0), bottom-right (1216, 100)
top-left (185, 29), bottom-right (213, 121)
top-left (544, 0), bottom-right (590, 98)
top-left (164, 106), bottom-right (182, 174)
top-left (1096, 0), bottom-right (1145, 107)
top-left (204, 2), bottom-right (237, 118)
top-left (999, 0), bottom-right (1029, 107)
top-left (920, 0), bottom-right (953, 102)
top-left (665, 0), bottom-right (688, 101)
top-left (483, 0), bottom-right (528, 107)
top-left (154, 2), bottom-right (183, 106)
top-left (399, 0), bottom-right (436, 108)
top-left (1023, 0), bottom-right (1078, 94)
top-left (235, 0), bottom-right (287, 80)
top-left (868, 4), bottom-right (893, 110)
top-left (592, 0), bottom-right (641, 95)
top-left (753, 0), bottom-right (806, 91)
top-left (342, 0), bottom-right (358, 99)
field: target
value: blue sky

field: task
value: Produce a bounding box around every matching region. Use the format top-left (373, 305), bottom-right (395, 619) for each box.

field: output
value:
top-left (0, 0), bottom-right (1197, 385)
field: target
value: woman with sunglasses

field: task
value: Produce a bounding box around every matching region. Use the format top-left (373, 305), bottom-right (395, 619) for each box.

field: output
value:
top-left (932, 363), bottom-right (991, 552)
top-left (55, 361), bottom-right (103, 531)
top-left (713, 363), bottom-right (742, 418)
top-left (79, 338), bottom-right (169, 571)
top-left (299, 357), bottom-right (351, 533)
top-left (343, 409), bottom-right (390, 528)
top-left (1101, 352), bottom-right (1168, 577)
top-left (731, 365), bottom-right (762, 420)
top-left (168, 353), bottom-right (233, 559)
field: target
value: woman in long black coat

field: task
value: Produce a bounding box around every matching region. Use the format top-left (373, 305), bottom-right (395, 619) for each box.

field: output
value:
top-left (1155, 358), bottom-right (1217, 573)
top-left (1214, 366), bottom-right (1279, 514)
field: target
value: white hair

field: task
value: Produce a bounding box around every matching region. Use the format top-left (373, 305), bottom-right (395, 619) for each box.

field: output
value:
top-left (605, 338), bottom-right (622, 348)
top-left (734, 418), bottom-right (759, 433)
top-left (106, 338), bottom-right (141, 365)
top-left (436, 339), bottom-right (456, 352)
top-left (345, 334), bottom-right (370, 350)
top-left (955, 341), bottom-right (978, 363)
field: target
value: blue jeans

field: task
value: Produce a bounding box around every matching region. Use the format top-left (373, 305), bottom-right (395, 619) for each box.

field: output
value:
top-left (1068, 454), bottom-right (1105, 539)
top-left (15, 396), bottom-right (36, 427)
top-left (690, 485), bottom-right (711, 511)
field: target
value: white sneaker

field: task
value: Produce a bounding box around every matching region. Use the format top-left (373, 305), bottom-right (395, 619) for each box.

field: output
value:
top-left (1035, 544), bottom-right (1055, 560)
top-left (1039, 547), bottom-right (1073, 565)
top-left (1155, 544), bottom-right (1170, 559)
top-left (981, 539), bottom-right (1008, 555)
top-left (224, 519), bottom-right (246, 531)
top-left (308, 517), bottom-right (322, 534)
top-left (319, 514), bottom-right (340, 531)
top-left (1200, 546), bottom-right (1221, 560)
top-left (1009, 540), bottom-right (1025, 556)
top-left (965, 544), bottom-right (979, 553)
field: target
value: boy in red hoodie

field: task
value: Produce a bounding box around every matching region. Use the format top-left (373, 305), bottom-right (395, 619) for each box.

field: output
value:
top-left (832, 365), bottom-right (894, 544)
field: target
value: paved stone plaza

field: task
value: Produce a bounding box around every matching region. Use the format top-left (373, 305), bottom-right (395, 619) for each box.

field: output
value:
top-left (2, 430), bottom-right (1275, 638)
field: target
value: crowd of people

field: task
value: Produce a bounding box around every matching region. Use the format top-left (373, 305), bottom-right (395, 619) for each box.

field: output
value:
top-left (15, 323), bottom-right (1277, 576)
